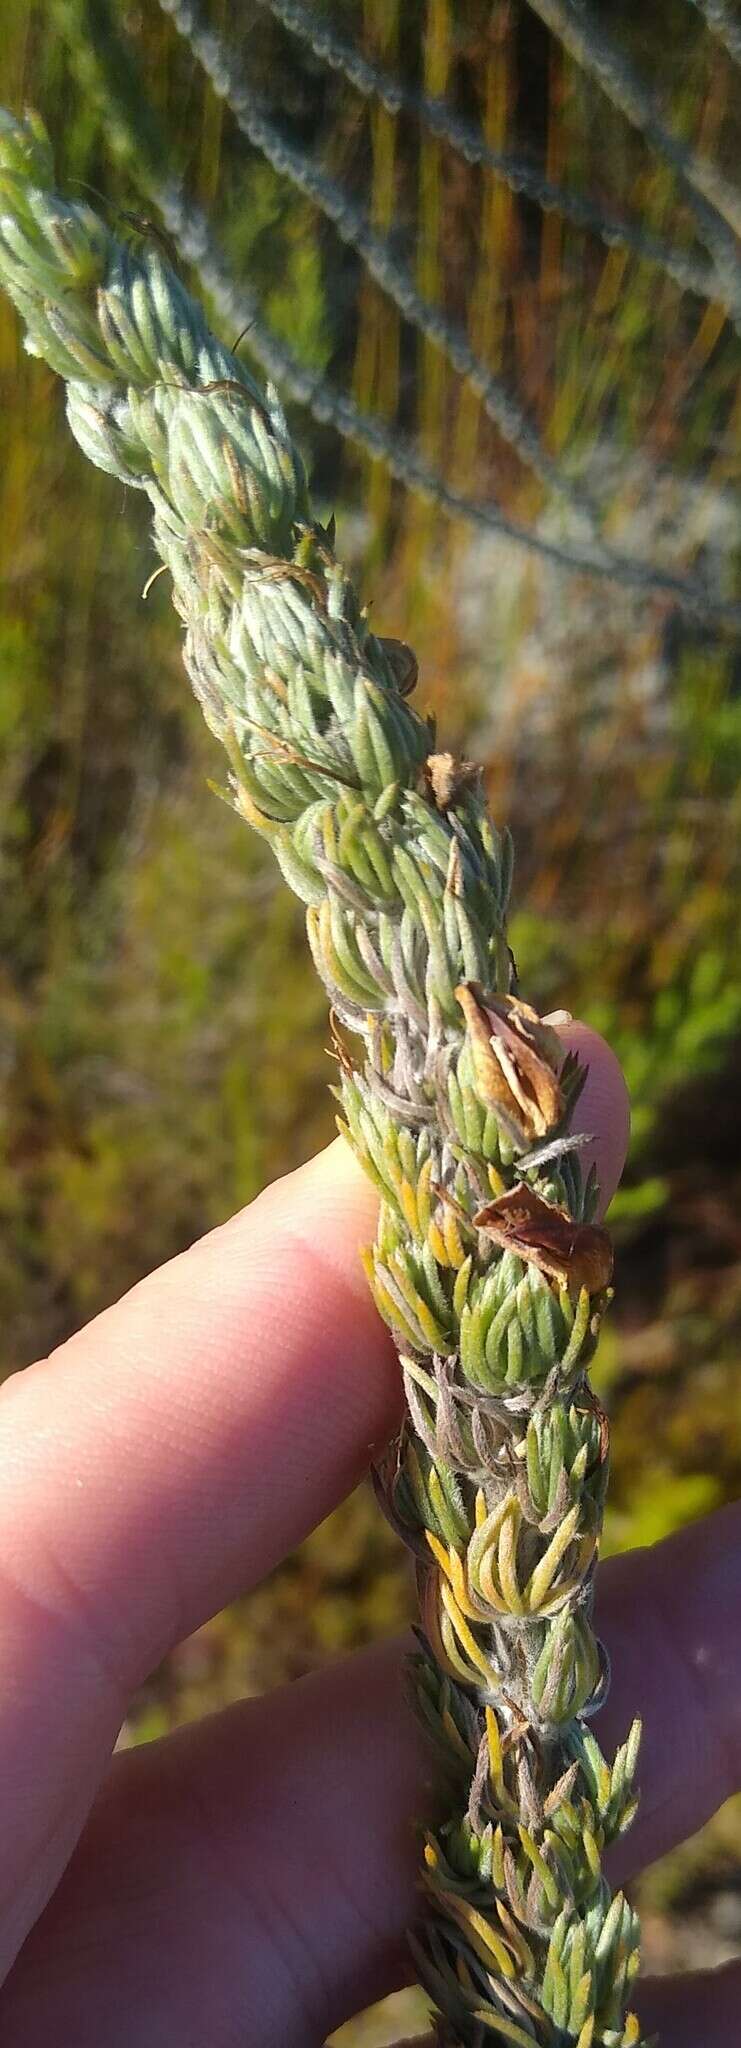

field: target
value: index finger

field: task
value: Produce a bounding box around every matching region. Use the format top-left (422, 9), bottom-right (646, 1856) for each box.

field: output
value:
top-left (0, 1138), bottom-right (397, 1692)
top-left (0, 1138), bottom-right (396, 1979)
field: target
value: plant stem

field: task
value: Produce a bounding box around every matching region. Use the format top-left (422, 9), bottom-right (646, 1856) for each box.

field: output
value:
top-left (0, 108), bottom-right (648, 2047)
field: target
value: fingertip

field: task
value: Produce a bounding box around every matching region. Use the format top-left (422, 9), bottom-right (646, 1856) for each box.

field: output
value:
top-left (218, 1132), bottom-right (379, 1269)
top-left (553, 1020), bottom-right (631, 1214)
top-left (260, 1134), bottom-right (382, 1298)
top-left (304, 1130), bottom-right (377, 1205)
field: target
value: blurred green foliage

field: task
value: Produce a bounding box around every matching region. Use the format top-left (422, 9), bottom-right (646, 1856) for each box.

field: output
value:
top-left (0, 0), bottom-right (739, 2034)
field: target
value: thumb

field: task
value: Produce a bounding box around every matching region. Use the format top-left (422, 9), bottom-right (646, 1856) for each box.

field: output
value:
top-left (547, 1017), bottom-right (631, 1216)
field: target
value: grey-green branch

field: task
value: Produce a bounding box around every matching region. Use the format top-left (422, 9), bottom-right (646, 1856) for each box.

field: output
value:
top-left (0, 110), bottom-right (648, 2048)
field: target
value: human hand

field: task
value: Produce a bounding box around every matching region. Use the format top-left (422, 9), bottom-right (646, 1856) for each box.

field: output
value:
top-left (0, 1023), bottom-right (737, 2046)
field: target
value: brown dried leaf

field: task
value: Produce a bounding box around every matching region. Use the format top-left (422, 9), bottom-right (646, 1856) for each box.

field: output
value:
top-left (247, 719), bottom-right (359, 788)
top-left (425, 751), bottom-right (481, 810)
top-left (486, 990), bottom-right (566, 1073)
top-left (473, 1182), bottom-right (614, 1295)
top-left (378, 636), bottom-right (419, 697)
top-left (327, 1007), bottom-right (357, 1077)
top-left (241, 555), bottom-right (328, 607)
top-left (445, 837), bottom-right (464, 897)
top-left (455, 982), bottom-right (565, 1144)
top-left (222, 435), bottom-right (248, 516)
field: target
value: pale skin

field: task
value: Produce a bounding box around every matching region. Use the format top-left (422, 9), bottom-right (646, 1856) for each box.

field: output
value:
top-left (0, 1023), bottom-right (738, 2045)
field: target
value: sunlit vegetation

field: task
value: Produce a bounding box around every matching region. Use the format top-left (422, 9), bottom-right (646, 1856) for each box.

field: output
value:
top-left (1, 1), bottom-right (739, 2029)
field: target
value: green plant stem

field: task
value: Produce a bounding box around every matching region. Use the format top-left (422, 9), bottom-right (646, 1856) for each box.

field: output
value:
top-left (0, 109), bottom-right (648, 2048)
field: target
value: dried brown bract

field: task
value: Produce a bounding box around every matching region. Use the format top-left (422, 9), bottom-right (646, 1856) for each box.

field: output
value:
top-left (474, 1181), bottom-right (614, 1295)
top-left (378, 636), bottom-right (419, 698)
top-left (456, 981), bottom-right (565, 1145)
top-left (425, 750), bottom-right (482, 810)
